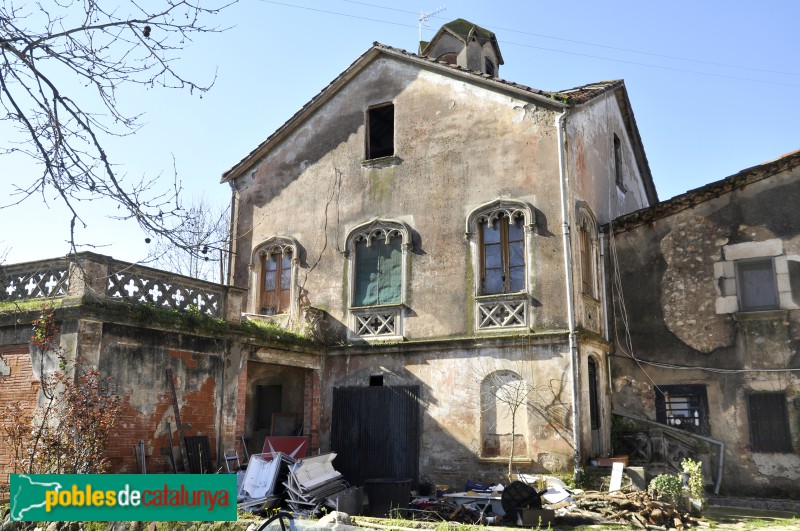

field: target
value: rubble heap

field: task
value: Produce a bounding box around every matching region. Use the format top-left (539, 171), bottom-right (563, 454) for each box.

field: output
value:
top-left (556, 490), bottom-right (702, 529)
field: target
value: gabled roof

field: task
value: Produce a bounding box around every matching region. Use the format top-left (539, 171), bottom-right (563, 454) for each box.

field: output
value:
top-left (611, 149), bottom-right (800, 232)
top-left (419, 19), bottom-right (504, 65)
top-left (221, 42), bottom-right (649, 188)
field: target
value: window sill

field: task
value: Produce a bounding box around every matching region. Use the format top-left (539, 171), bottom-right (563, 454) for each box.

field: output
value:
top-left (475, 291), bottom-right (528, 301)
top-left (361, 155), bottom-right (402, 168)
top-left (476, 456), bottom-right (533, 464)
top-left (350, 302), bottom-right (406, 311)
top-left (733, 310), bottom-right (788, 321)
top-left (242, 312), bottom-right (291, 329)
top-left (581, 293), bottom-right (600, 303)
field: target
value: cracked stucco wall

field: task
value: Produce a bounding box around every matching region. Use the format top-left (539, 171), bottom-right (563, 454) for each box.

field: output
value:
top-left (609, 163), bottom-right (800, 495)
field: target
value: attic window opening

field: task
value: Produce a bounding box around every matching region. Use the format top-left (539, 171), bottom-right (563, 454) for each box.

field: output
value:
top-left (367, 103), bottom-right (394, 159)
top-left (437, 52), bottom-right (457, 65)
top-left (484, 58), bottom-right (495, 77)
top-left (370, 375), bottom-right (384, 387)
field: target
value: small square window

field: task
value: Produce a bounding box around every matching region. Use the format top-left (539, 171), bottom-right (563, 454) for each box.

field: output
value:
top-left (748, 392), bottom-right (792, 453)
top-left (736, 258), bottom-right (778, 311)
top-left (367, 103), bottom-right (394, 159)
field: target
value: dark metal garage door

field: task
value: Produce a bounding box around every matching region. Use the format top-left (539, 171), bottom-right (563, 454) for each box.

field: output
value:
top-left (330, 385), bottom-right (420, 487)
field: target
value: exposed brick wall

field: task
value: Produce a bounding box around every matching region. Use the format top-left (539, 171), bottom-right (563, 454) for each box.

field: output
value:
top-left (0, 344), bottom-right (38, 488)
top-left (105, 390), bottom-right (174, 473)
top-left (103, 351), bottom-right (220, 474)
top-left (304, 369), bottom-right (321, 453)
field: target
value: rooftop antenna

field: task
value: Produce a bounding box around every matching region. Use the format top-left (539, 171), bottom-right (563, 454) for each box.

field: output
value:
top-left (419, 6), bottom-right (446, 43)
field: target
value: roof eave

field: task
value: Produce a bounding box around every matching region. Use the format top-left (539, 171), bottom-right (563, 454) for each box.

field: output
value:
top-left (567, 81), bottom-right (657, 205)
top-left (610, 149), bottom-right (800, 233)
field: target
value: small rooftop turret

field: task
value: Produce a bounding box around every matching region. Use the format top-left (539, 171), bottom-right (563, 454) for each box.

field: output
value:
top-left (419, 18), bottom-right (504, 77)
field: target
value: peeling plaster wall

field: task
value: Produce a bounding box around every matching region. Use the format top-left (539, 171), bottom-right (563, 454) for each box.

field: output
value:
top-left (231, 57), bottom-right (568, 339)
top-left (566, 92), bottom-right (652, 225)
top-left (0, 344), bottom-right (40, 486)
top-left (609, 163), bottom-right (800, 495)
top-left (321, 340), bottom-right (575, 486)
top-left (98, 324), bottom-right (226, 473)
top-left (0, 315), bottom-right (235, 479)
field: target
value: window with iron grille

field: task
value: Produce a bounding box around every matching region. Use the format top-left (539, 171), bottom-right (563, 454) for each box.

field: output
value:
top-left (748, 392), bottom-right (792, 453)
top-left (367, 103), bottom-right (394, 159)
top-left (655, 384), bottom-right (709, 435)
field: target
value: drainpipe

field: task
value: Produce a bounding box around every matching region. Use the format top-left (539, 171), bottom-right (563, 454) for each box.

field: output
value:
top-left (556, 110), bottom-right (582, 485)
top-left (599, 229), bottom-right (610, 343)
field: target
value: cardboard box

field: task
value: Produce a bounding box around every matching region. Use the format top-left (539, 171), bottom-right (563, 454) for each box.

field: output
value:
top-left (517, 508), bottom-right (555, 527)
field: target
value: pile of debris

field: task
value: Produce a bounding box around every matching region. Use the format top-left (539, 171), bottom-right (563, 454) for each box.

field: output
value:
top-left (238, 452), bottom-right (357, 516)
top-left (406, 477), bottom-right (702, 529)
top-left (559, 490), bottom-right (702, 529)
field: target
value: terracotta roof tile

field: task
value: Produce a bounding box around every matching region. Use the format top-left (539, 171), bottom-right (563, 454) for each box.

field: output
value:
top-left (611, 149), bottom-right (800, 232)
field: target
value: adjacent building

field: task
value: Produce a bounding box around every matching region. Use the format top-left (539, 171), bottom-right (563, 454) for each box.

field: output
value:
top-left (608, 150), bottom-right (800, 496)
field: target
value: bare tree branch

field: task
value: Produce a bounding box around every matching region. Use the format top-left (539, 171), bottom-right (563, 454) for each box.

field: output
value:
top-left (0, 0), bottom-right (234, 254)
top-left (144, 196), bottom-right (230, 282)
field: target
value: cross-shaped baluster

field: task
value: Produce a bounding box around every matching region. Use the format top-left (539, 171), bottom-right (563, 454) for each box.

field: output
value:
top-left (148, 284), bottom-right (163, 302)
top-left (24, 277), bottom-right (38, 296)
top-left (172, 290), bottom-right (185, 306)
top-left (44, 275), bottom-right (58, 295)
top-left (123, 279), bottom-right (140, 297)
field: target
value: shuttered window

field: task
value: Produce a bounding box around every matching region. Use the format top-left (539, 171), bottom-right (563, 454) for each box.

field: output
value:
top-left (353, 236), bottom-right (402, 306)
top-left (748, 392), bottom-right (792, 453)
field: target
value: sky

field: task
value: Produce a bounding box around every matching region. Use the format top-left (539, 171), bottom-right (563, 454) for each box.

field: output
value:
top-left (2, 0), bottom-right (799, 266)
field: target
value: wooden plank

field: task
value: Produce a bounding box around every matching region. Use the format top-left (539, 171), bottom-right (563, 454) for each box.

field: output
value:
top-left (166, 368), bottom-right (190, 472)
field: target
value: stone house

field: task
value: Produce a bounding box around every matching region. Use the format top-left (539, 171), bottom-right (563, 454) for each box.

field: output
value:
top-left (2, 18), bottom-right (798, 498)
top-left (223, 19), bottom-right (657, 486)
top-left (608, 150), bottom-right (800, 496)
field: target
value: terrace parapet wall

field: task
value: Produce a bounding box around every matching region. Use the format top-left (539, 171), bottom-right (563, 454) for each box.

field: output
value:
top-left (0, 252), bottom-right (245, 322)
